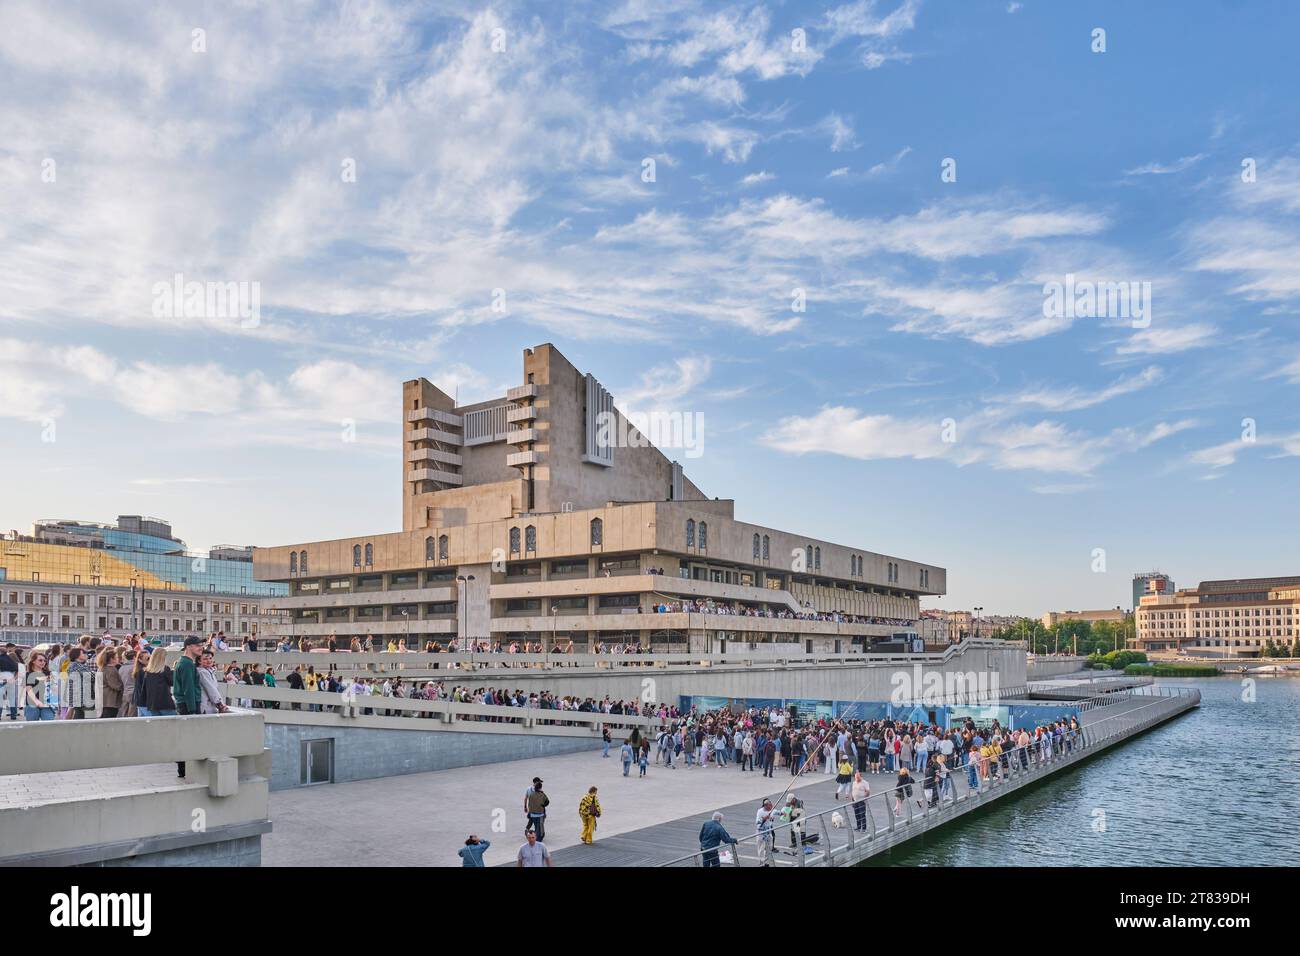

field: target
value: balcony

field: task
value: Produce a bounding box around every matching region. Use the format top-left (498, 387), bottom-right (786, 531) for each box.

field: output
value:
top-left (407, 468), bottom-right (464, 485)
top-left (506, 384), bottom-right (539, 402)
top-left (506, 406), bottom-right (537, 424)
top-left (506, 450), bottom-right (540, 468)
top-left (505, 428), bottom-right (540, 445)
top-left (406, 448), bottom-right (463, 467)
top-left (404, 427), bottom-right (462, 446)
top-left (406, 407), bottom-right (463, 427)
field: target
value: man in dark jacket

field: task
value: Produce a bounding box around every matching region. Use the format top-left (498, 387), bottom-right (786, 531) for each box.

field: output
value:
top-left (698, 811), bottom-right (738, 867)
top-left (172, 637), bottom-right (205, 778)
top-left (173, 637), bottom-right (203, 715)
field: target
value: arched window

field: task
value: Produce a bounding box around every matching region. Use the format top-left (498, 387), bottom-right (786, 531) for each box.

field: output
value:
top-left (425, 536), bottom-right (434, 561)
top-left (439, 534), bottom-right (449, 560)
top-left (814, 546), bottom-right (821, 570)
top-left (299, 551), bottom-right (308, 574)
top-left (509, 527), bottom-right (520, 554)
top-left (753, 533), bottom-right (761, 559)
top-left (686, 519), bottom-right (695, 548)
top-left (352, 545), bottom-right (361, 568)
top-left (806, 544), bottom-right (814, 570)
top-left (289, 551), bottom-right (297, 574)
top-left (364, 543), bottom-right (373, 566)
top-left (525, 525), bottom-right (537, 552)
top-left (698, 522), bottom-right (708, 549)
top-left (590, 518), bottom-right (603, 546)
top-left (762, 535), bottom-right (770, 560)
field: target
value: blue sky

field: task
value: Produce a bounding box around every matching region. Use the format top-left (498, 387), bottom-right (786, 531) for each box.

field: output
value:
top-left (2, 0), bottom-right (1298, 615)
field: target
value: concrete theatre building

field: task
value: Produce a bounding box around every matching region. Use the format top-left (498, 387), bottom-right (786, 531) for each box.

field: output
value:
top-left (1135, 576), bottom-right (1300, 655)
top-left (254, 344), bottom-right (946, 653)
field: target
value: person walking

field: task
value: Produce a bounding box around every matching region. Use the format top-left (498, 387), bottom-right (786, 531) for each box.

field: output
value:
top-left (578, 786), bottom-right (601, 844)
top-left (515, 830), bottom-right (552, 867)
top-left (620, 738), bottom-right (634, 776)
top-left (458, 835), bottom-right (490, 867)
top-left (601, 725), bottom-right (611, 758)
top-left (893, 767), bottom-right (914, 817)
top-left (755, 799), bottom-right (775, 866)
top-left (523, 777), bottom-right (549, 841)
top-left (698, 811), bottom-right (738, 867)
top-left (835, 754), bottom-right (854, 800)
top-left (762, 735), bottom-right (777, 778)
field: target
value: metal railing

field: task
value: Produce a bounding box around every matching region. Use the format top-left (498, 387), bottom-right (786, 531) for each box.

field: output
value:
top-left (213, 637), bottom-right (1021, 678)
top-left (657, 686), bottom-right (1200, 867)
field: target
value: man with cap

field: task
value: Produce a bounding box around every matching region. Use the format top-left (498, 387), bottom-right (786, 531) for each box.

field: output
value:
top-left (523, 776), bottom-right (549, 841)
top-left (172, 636), bottom-right (205, 777)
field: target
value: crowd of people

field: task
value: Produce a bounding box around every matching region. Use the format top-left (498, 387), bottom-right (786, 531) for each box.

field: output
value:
top-left (272, 635), bottom-right (660, 657)
top-left (0, 632), bottom-right (250, 728)
top-left (650, 598), bottom-right (915, 628)
top-left (457, 701), bottom-right (1085, 867)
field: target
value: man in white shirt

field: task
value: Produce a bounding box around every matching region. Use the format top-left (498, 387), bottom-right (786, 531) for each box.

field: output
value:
top-left (516, 830), bottom-right (552, 867)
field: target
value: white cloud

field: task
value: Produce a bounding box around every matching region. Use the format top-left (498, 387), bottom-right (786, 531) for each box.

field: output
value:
top-left (619, 356), bottom-right (713, 410)
top-left (996, 366), bottom-right (1164, 412)
top-left (761, 403), bottom-right (1193, 476)
top-left (1124, 154), bottom-right (1206, 176)
top-left (740, 170), bottom-right (775, 186)
top-left (1115, 324), bottom-right (1216, 355)
top-left (1189, 429), bottom-right (1300, 470)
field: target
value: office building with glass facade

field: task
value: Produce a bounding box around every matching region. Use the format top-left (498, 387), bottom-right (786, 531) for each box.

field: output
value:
top-left (0, 515), bottom-right (288, 646)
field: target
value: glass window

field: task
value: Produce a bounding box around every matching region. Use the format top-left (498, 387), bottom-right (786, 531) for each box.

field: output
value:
top-left (439, 535), bottom-right (449, 560)
top-left (762, 535), bottom-right (770, 560)
top-left (525, 525), bottom-right (537, 552)
top-left (290, 552), bottom-right (297, 573)
top-left (353, 545), bottom-right (362, 567)
top-left (753, 533), bottom-right (760, 559)
top-left (699, 522), bottom-right (708, 549)
top-left (686, 519), bottom-right (695, 548)
top-left (509, 527), bottom-right (521, 554)
top-left (364, 544), bottom-right (373, 566)
top-left (425, 536), bottom-right (434, 561)
top-left (590, 518), bottom-right (602, 546)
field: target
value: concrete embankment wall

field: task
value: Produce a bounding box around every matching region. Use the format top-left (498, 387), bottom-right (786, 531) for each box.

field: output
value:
top-left (1027, 656), bottom-right (1086, 679)
top-left (265, 721), bottom-right (598, 790)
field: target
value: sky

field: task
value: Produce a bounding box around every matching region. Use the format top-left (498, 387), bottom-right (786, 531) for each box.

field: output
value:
top-left (2, 0), bottom-right (1298, 616)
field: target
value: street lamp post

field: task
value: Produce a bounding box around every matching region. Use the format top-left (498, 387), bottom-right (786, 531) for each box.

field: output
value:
top-left (455, 574), bottom-right (476, 653)
top-left (550, 605), bottom-right (558, 656)
top-left (401, 608), bottom-right (410, 649)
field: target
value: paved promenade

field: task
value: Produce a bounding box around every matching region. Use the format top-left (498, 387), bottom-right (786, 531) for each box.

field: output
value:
top-left (262, 745), bottom-right (831, 867)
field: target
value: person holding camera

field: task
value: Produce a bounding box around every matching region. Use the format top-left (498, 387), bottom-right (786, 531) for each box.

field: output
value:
top-left (458, 835), bottom-right (491, 867)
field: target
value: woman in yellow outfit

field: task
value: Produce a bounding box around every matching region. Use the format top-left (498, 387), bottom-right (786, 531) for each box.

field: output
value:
top-left (579, 786), bottom-right (601, 844)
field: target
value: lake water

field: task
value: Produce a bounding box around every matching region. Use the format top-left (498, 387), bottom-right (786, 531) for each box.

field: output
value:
top-left (865, 677), bottom-right (1300, 866)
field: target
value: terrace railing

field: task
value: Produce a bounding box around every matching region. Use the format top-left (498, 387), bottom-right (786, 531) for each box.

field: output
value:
top-left (657, 685), bottom-right (1200, 868)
